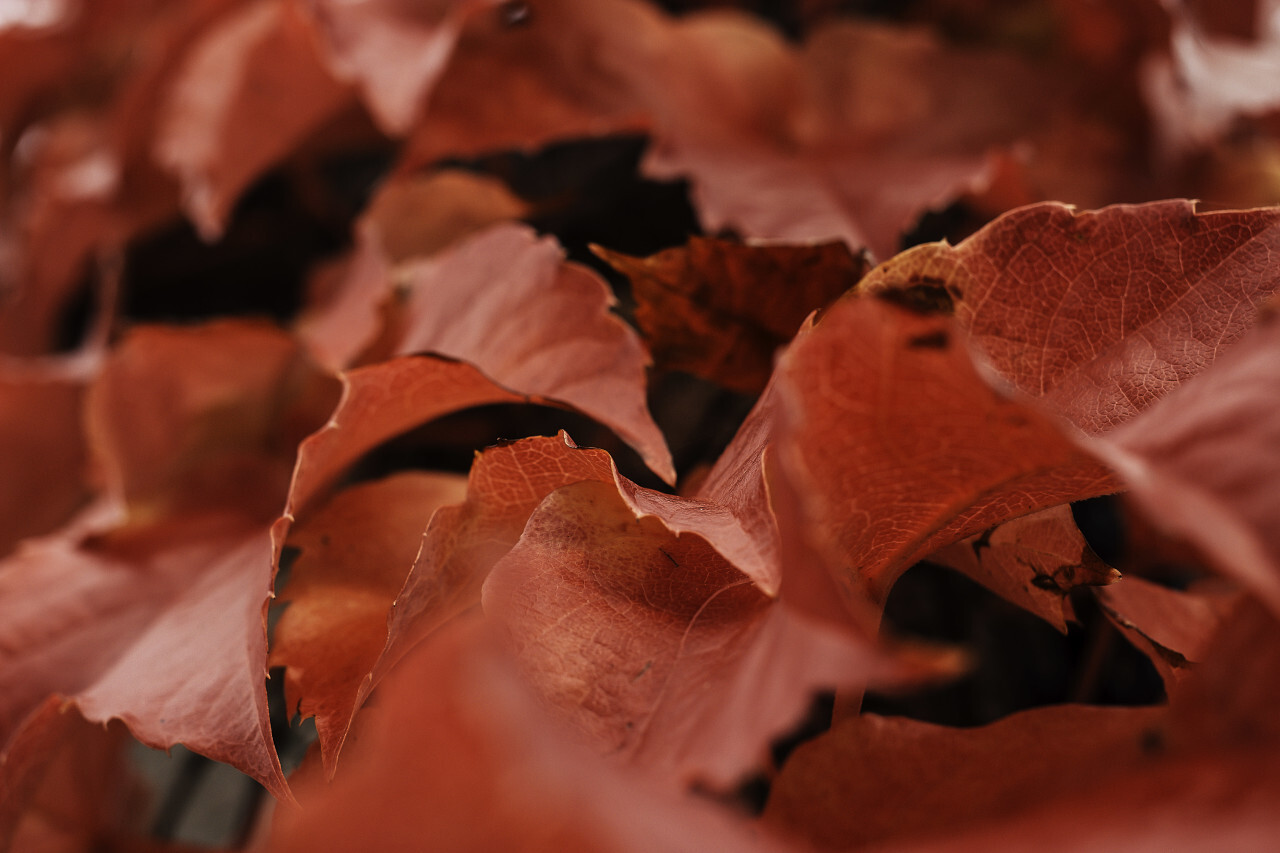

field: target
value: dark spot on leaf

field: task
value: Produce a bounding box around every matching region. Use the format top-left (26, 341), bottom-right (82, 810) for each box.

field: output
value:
top-left (1031, 573), bottom-right (1065, 593)
top-left (1140, 726), bottom-right (1165, 755)
top-left (875, 283), bottom-right (954, 316)
top-left (970, 528), bottom-right (994, 559)
top-left (907, 329), bottom-right (949, 349)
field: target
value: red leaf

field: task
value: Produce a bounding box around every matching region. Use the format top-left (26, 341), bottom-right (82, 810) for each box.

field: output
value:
top-left (269, 618), bottom-right (792, 853)
top-left (639, 18), bottom-right (1049, 259)
top-left (1, 322), bottom-right (335, 802)
top-left (301, 0), bottom-right (492, 135)
top-left (764, 704), bottom-right (1161, 850)
top-left (594, 238), bottom-right (867, 393)
top-left (1091, 304), bottom-right (1280, 611)
top-left (154, 0), bottom-right (354, 238)
top-left (297, 169), bottom-right (529, 370)
top-left (395, 0), bottom-right (655, 165)
top-left (286, 223), bottom-right (673, 520)
top-left (0, 701), bottom-right (147, 853)
top-left (928, 505), bottom-right (1119, 632)
top-left (481, 477), bottom-right (928, 787)
top-left (1096, 575), bottom-right (1239, 691)
top-left (0, 514), bottom-right (290, 802)
top-left (90, 321), bottom-right (339, 520)
top-left (774, 295), bottom-right (1116, 606)
top-left (860, 751), bottom-right (1280, 853)
top-left (269, 472), bottom-right (468, 776)
top-left (860, 201), bottom-right (1280, 434)
top-left (0, 367), bottom-right (88, 557)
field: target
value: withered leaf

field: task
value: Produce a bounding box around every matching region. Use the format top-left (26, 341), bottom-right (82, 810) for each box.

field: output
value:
top-left (595, 237), bottom-right (866, 393)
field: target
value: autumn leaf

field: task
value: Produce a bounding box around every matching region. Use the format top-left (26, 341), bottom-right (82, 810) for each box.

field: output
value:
top-left (858, 201), bottom-right (1280, 434)
top-left (1090, 302), bottom-right (1280, 611)
top-left (928, 505), bottom-right (1119, 633)
top-left (481, 475), bottom-right (943, 787)
top-left (285, 223), bottom-right (673, 522)
top-left (154, 0), bottom-right (355, 238)
top-left (1096, 575), bottom-right (1239, 691)
top-left (395, 0), bottom-right (655, 167)
top-left (269, 618), bottom-right (793, 853)
top-left (764, 704), bottom-right (1161, 850)
top-left (0, 514), bottom-right (290, 802)
top-left (0, 702), bottom-right (147, 853)
top-left (637, 16), bottom-right (1051, 259)
top-left (269, 472), bottom-right (468, 775)
top-left (301, 0), bottom-right (494, 136)
top-left (0, 366), bottom-right (89, 558)
top-left (286, 431), bottom-right (884, 777)
top-left (773, 294), bottom-right (1116, 607)
top-left (0, 322), bottom-right (335, 803)
top-left (594, 237), bottom-right (867, 393)
top-left (297, 169), bottom-right (530, 370)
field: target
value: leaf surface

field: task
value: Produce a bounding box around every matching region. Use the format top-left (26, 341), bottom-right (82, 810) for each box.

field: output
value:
top-left (1091, 304), bottom-right (1280, 611)
top-left (859, 201), bottom-right (1280, 434)
top-left (774, 295), bottom-right (1116, 605)
top-left (595, 238), bottom-right (866, 393)
top-left (765, 704), bottom-right (1161, 850)
top-left (269, 618), bottom-right (791, 853)
top-left (269, 472), bottom-right (468, 776)
top-left (154, 0), bottom-right (354, 238)
top-left (928, 505), bottom-right (1119, 632)
top-left (481, 478), bottom-right (921, 786)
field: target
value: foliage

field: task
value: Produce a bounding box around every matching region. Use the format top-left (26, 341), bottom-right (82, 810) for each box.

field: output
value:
top-left (4, 0), bottom-right (1280, 849)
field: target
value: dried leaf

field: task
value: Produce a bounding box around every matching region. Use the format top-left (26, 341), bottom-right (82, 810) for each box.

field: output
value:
top-left (928, 505), bottom-right (1119, 632)
top-left (269, 472), bottom-right (468, 776)
top-left (595, 238), bottom-right (866, 393)
top-left (859, 201), bottom-right (1280, 434)
top-left (154, 0), bottom-right (354, 238)
top-left (774, 295), bottom-right (1116, 606)
top-left (765, 705), bottom-right (1161, 850)
top-left (482, 478), bottom-right (926, 786)
top-left (269, 618), bottom-right (792, 853)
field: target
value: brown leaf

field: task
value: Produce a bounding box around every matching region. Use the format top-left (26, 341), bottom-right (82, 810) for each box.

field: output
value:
top-left (269, 472), bottom-right (468, 776)
top-left (297, 169), bottom-right (529, 370)
top-left (0, 702), bottom-right (146, 853)
top-left (858, 201), bottom-right (1280, 434)
top-left (89, 320), bottom-right (339, 521)
top-left (774, 295), bottom-right (1116, 606)
top-left (303, 431), bottom-right (825, 775)
top-left (301, 0), bottom-right (492, 135)
top-left (1091, 304), bottom-right (1280, 611)
top-left (287, 223), bottom-right (673, 520)
top-left (765, 704), bottom-right (1161, 850)
top-left (595, 238), bottom-right (867, 393)
top-left (0, 513), bottom-right (290, 802)
top-left (481, 477), bottom-right (925, 787)
top-left (1, 322), bottom-right (336, 803)
top-left (1096, 575), bottom-right (1239, 691)
top-left (269, 618), bottom-right (792, 853)
top-left (395, 0), bottom-right (654, 166)
top-left (0, 368), bottom-right (88, 558)
top-left (639, 17), bottom-right (1050, 259)
top-left (928, 505), bottom-right (1119, 632)
top-left (860, 750), bottom-right (1280, 853)
top-left (154, 0), bottom-right (355, 238)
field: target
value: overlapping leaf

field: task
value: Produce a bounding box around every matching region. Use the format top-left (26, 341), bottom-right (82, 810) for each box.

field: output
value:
top-left (596, 237), bottom-right (867, 393)
top-left (269, 619), bottom-right (792, 853)
top-left (0, 322), bottom-right (337, 802)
